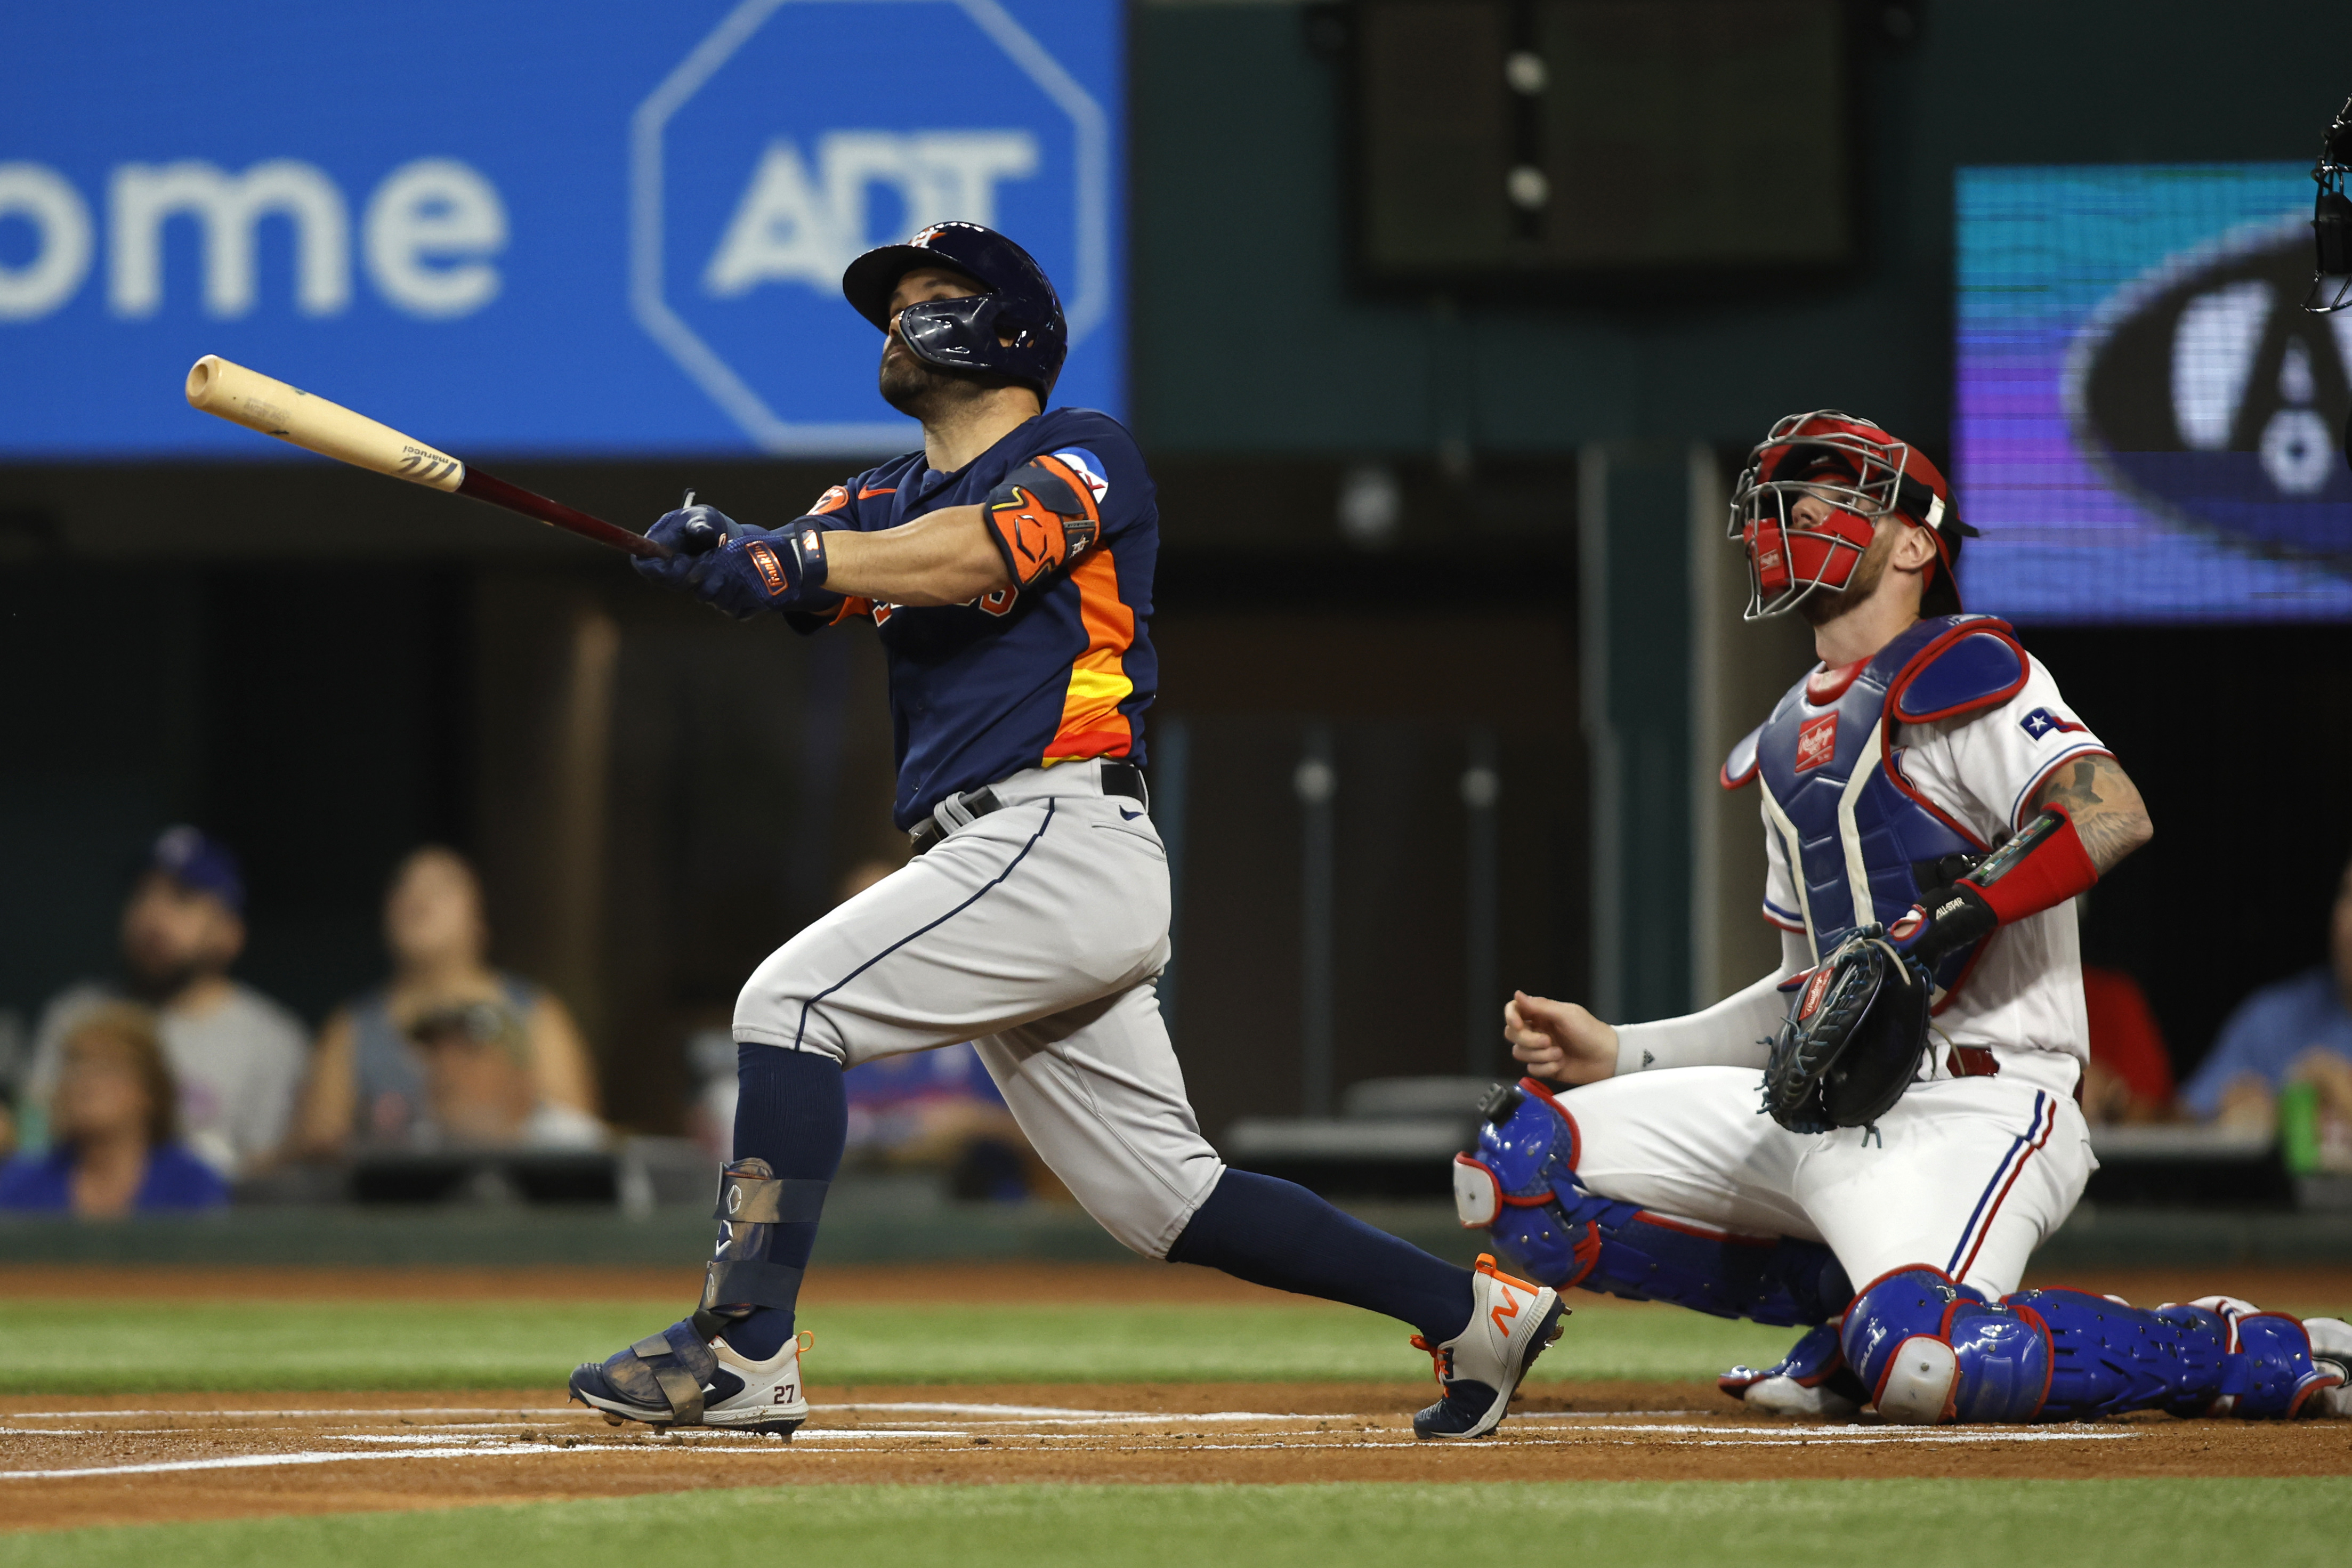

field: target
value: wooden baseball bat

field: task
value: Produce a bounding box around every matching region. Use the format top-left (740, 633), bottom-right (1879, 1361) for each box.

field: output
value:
top-left (183, 355), bottom-right (667, 559)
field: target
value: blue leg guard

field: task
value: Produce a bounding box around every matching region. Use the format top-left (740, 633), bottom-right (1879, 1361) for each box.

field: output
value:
top-left (1843, 1267), bottom-right (2049, 1423)
top-left (2012, 1290), bottom-right (2340, 1419)
top-left (1455, 1080), bottom-right (1851, 1327)
top-left (1844, 1269), bottom-right (2345, 1424)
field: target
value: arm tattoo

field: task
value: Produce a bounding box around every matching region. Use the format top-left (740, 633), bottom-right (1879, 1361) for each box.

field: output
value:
top-left (2033, 756), bottom-right (2151, 874)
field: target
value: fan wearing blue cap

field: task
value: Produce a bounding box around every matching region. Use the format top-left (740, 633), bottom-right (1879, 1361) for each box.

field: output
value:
top-left (22, 827), bottom-right (308, 1179)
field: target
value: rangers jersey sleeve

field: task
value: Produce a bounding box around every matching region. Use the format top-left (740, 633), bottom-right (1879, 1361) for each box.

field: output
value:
top-left (1884, 653), bottom-right (2111, 1061)
top-left (1892, 656), bottom-right (2111, 842)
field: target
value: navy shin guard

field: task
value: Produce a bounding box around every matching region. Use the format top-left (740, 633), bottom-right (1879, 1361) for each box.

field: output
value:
top-left (706, 1044), bottom-right (847, 1359)
top-left (1457, 1080), bottom-right (1852, 1326)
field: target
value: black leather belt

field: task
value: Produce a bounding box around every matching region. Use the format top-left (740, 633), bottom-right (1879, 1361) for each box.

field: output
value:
top-left (908, 762), bottom-right (1147, 856)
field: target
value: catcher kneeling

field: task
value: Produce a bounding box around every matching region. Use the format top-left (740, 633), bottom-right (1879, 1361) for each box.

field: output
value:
top-left (1474, 411), bottom-right (2350, 1424)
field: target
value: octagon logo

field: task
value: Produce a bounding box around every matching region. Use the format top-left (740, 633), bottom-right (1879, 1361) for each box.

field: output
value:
top-left (632, 0), bottom-right (1111, 453)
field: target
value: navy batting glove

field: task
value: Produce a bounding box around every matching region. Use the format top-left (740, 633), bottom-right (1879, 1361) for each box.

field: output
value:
top-left (692, 521), bottom-right (834, 621)
top-left (634, 504), bottom-right (734, 591)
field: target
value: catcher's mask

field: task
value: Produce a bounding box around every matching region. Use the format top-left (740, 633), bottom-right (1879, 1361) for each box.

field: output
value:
top-left (2307, 94), bottom-right (2352, 316)
top-left (1728, 411), bottom-right (1977, 621)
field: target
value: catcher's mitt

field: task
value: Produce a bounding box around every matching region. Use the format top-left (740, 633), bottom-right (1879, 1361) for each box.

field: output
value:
top-left (1760, 926), bottom-right (1933, 1135)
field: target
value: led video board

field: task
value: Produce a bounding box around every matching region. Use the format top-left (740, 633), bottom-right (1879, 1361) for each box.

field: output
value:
top-left (1955, 163), bottom-right (2352, 621)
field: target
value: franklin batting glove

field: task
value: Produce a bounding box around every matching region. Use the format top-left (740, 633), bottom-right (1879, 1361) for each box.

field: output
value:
top-left (691, 520), bottom-right (835, 621)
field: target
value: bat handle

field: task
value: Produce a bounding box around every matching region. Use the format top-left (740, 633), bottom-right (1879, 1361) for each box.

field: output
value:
top-left (456, 470), bottom-right (672, 559)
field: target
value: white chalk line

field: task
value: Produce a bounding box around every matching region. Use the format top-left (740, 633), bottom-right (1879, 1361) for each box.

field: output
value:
top-left (0, 1445), bottom-right (569, 1481)
top-left (1, 1407), bottom-right (578, 1421)
top-left (0, 1400), bottom-right (2150, 1477)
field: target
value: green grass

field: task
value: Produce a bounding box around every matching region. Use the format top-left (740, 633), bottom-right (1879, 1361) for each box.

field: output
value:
top-left (0, 1297), bottom-right (1800, 1393)
top-left (3, 1481), bottom-right (2343, 1567)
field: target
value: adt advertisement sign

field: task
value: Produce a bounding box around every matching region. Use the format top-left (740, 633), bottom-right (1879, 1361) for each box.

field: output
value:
top-left (0, 2), bottom-right (1123, 457)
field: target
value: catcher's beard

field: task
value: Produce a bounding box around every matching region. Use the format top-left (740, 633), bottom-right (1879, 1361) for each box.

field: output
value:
top-left (878, 337), bottom-right (1016, 421)
top-left (1794, 526), bottom-right (1900, 627)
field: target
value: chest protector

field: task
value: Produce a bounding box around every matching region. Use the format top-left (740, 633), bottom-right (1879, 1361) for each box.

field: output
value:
top-left (1722, 615), bottom-right (2030, 1005)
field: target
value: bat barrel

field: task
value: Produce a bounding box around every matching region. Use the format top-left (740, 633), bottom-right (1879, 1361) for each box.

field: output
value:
top-left (184, 354), bottom-right (466, 492)
top-left (184, 353), bottom-right (666, 560)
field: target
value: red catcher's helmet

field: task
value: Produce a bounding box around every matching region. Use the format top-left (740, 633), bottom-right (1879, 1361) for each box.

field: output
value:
top-left (1727, 410), bottom-right (1977, 621)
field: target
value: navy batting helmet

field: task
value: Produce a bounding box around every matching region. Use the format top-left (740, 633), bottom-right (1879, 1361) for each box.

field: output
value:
top-left (842, 221), bottom-right (1068, 398)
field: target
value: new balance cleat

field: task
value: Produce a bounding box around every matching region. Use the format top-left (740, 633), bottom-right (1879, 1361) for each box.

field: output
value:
top-left (1411, 1253), bottom-right (1567, 1439)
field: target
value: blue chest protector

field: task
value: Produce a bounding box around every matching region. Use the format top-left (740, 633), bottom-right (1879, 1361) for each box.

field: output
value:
top-left (1722, 613), bottom-right (2030, 997)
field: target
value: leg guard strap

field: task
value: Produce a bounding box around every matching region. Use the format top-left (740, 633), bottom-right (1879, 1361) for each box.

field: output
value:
top-left (714, 1168), bottom-right (830, 1223)
top-left (593, 1320), bottom-right (718, 1425)
top-left (692, 1158), bottom-right (824, 1335)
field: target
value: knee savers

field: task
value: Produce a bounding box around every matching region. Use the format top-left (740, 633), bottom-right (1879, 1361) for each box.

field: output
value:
top-left (1454, 1080), bottom-right (1850, 1327)
top-left (1842, 1267), bottom-right (2051, 1422)
top-left (1844, 1267), bottom-right (2342, 1424)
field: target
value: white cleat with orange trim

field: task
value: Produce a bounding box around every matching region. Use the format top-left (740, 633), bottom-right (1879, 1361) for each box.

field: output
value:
top-left (1410, 1253), bottom-right (1568, 1439)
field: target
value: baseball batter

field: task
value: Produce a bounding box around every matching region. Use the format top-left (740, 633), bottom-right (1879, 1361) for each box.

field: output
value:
top-left (569, 223), bottom-right (1563, 1440)
top-left (1463, 411), bottom-right (2352, 1424)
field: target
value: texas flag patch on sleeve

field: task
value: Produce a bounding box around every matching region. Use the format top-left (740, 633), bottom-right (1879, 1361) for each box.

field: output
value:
top-left (2018, 707), bottom-right (2087, 741)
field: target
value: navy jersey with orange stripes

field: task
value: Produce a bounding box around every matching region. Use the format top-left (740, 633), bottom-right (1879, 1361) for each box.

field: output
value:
top-left (795, 408), bottom-right (1156, 830)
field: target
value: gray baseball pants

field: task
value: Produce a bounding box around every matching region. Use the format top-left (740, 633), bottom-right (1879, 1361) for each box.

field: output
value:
top-left (732, 759), bottom-right (1226, 1258)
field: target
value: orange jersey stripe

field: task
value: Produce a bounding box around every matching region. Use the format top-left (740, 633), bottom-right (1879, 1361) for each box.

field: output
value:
top-left (1044, 548), bottom-right (1136, 763)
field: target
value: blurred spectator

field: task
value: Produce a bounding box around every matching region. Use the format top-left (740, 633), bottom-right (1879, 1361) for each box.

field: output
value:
top-left (0, 1004), bottom-right (228, 1214)
top-left (23, 827), bottom-right (306, 1178)
top-left (2079, 965), bottom-right (2175, 1124)
top-left (2181, 853), bottom-right (2352, 1144)
top-left (295, 846), bottom-right (601, 1156)
top-left (403, 999), bottom-right (604, 1150)
top-left (689, 858), bottom-right (1061, 1201)
top-left (843, 1041), bottom-right (1053, 1201)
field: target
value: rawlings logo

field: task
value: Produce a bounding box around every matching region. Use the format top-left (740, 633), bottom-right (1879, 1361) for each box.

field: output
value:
top-left (1795, 713), bottom-right (1838, 772)
top-left (1798, 966), bottom-right (1833, 1021)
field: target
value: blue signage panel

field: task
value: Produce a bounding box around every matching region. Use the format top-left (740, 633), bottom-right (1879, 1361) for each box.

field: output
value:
top-left (0, 1), bottom-right (1123, 457)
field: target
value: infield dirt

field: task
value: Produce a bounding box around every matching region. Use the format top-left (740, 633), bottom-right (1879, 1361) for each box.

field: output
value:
top-left (4, 1262), bottom-right (2348, 1533)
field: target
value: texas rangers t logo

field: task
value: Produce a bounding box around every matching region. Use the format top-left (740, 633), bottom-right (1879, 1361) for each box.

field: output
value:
top-left (1795, 714), bottom-right (1838, 772)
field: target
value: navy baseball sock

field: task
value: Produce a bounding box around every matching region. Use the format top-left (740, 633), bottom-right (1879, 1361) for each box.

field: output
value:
top-left (720, 1044), bottom-right (846, 1360)
top-left (1166, 1170), bottom-right (1474, 1343)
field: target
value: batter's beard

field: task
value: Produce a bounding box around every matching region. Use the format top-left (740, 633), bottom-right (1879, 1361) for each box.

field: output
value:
top-left (878, 340), bottom-right (1012, 421)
